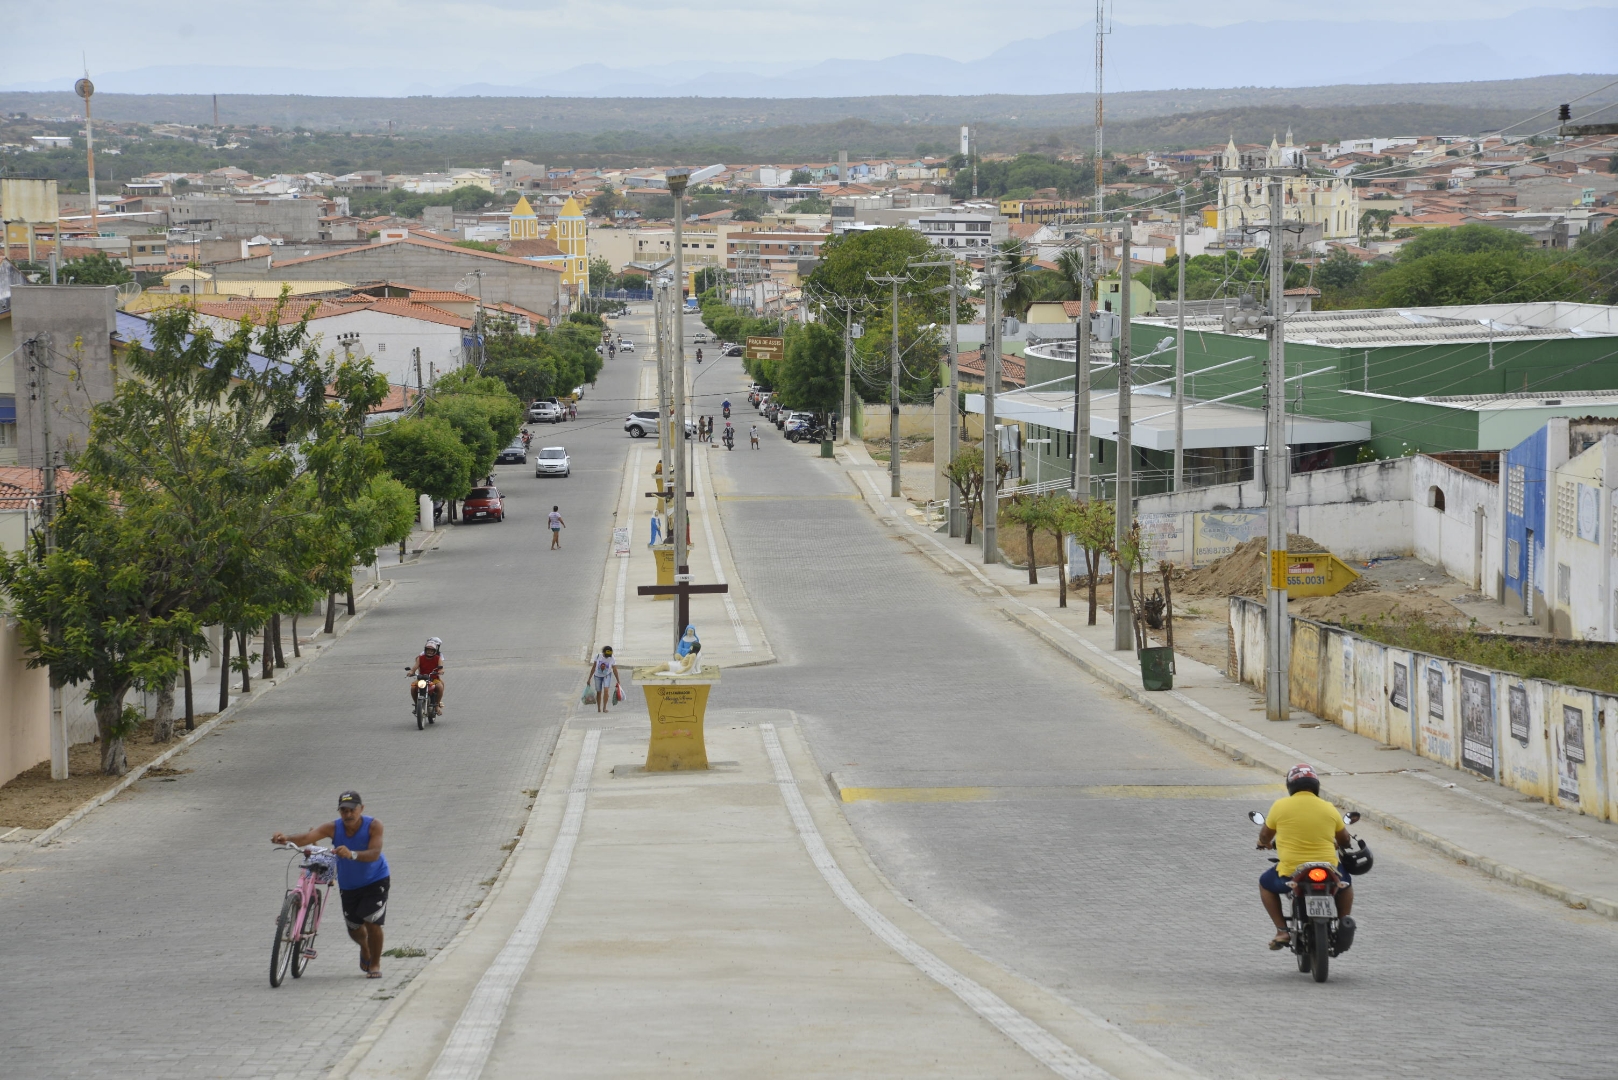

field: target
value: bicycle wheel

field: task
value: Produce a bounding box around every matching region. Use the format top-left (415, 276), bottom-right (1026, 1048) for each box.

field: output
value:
top-left (292, 889), bottom-right (323, 978)
top-left (270, 892), bottom-right (299, 987)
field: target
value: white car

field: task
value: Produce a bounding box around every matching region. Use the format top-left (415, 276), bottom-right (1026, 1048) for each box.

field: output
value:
top-left (529, 401), bottom-right (563, 423)
top-left (534, 446), bottom-right (570, 477)
top-left (619, 339), bottom-right (635, 352)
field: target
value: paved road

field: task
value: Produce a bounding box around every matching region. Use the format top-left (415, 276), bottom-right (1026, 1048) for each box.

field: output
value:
top-left (0, 316), bottom-right (654, 1079)
top-left (700, 352), bottom-right (1618, 1080)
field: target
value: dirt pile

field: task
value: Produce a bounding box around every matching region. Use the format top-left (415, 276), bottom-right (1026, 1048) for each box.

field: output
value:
top-left (1175, 534), bottom-right (1325, 598)
top-left (1291, 591), bottom-right (1468, 628)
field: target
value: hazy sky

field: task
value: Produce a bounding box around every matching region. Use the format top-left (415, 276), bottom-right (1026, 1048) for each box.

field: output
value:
top-left (3, 0), bottom-right (1613, 83)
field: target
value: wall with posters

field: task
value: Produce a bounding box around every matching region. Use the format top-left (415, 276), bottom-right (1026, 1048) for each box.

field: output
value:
top-left (1230, 596), bottom-right (1617, 824)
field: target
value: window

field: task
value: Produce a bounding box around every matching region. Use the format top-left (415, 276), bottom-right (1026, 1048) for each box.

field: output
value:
top-left (1508, 464), bottom-right (1525, 515)
top-left (1558, 562), bottom-right (1571, 604)
top-left (377, 342), bottom-right (386, 352)
top-left (1428, 485), bottom-right (1445, 512)
top-left (1557, 482), bottom-right (1577, 537)
top-left (1507, 539), bottom-right (1520, 577)
top-left (0, 423), bottom-right (13, 447)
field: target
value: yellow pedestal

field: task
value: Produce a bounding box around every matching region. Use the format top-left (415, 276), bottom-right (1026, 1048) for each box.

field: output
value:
top-left (633, 666), bottom-right (719, 771)
top-left (652, 545), bottom-right (675, 599)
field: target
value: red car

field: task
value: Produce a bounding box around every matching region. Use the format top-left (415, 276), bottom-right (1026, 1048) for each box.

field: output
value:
top-left (462, 486), bottom-right (504, 523)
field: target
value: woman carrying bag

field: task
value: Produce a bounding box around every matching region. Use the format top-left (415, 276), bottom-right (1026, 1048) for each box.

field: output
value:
top-left (584, 646), bottom-right (622, 714)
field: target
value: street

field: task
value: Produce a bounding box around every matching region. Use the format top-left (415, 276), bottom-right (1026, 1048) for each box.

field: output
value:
top-left (4, 313), bottom-right (1618, 1080)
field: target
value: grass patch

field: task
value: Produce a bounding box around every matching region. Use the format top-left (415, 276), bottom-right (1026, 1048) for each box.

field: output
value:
top-left (382, 946), bottom-right (427, 958)
top-left (1351, 616), bottom-right (1618, 694)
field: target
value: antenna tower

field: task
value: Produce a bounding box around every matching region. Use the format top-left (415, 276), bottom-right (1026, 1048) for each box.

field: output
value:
top-left (1093, 0), bottom-right (1106, 221)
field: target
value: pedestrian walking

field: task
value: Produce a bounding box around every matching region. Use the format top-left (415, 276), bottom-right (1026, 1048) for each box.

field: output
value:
top-left (586, 646), bottom-right (621, 713)
top-left (750, 424), bottom-right (759, 449)
top-left (548, 505), bottom-right (565, 549)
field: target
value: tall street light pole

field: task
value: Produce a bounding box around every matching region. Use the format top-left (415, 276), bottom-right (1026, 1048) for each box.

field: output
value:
top-left (1073, 239), bottom-right (1092, 503)
top-left (868, 272), bottom-right (907, 499)
top-left (668, 169), bottom-right (690, 653)
top-left (1264, 178), bottom-right (1290, 721)
top-left (909, 258), bottom-right (962, 535)
top-left (1174, 186), bottom-right (1187, 492)
top-left (982, 259), bottom-right (1001, 564)
top-left (1112, 227), bottom-right (1134, 651)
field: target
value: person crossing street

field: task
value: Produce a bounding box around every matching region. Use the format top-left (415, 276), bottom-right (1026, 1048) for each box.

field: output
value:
top-left (548, 505), bottom-right (565, 549)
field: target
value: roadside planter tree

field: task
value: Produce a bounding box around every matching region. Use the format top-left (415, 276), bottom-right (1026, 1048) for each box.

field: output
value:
top-left (1071, 499), bottom-right (1115, 626)
top-left (944, 446), bottom-right (985, 545)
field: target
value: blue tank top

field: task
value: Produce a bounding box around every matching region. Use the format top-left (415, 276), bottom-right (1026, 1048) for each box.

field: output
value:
top-left (332, 815), bottom-right (390, 890)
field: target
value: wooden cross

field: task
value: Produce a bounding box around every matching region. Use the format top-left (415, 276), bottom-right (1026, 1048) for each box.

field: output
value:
top-left (638, 565), bottom-right (728, 652)
top-left (645, 489), bottom-right (693, 499)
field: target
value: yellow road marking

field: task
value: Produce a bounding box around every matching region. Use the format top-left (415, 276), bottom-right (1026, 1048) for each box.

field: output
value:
top-left (839, 783), bottom-right (1282, 804)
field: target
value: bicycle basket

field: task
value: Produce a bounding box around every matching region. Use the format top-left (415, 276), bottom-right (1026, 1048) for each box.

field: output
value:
top-left (301, 850), bottom-right (338, 884)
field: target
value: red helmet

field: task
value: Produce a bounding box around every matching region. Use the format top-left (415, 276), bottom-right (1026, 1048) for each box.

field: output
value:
top-left (1286, 763), bottom-right (1317, 783)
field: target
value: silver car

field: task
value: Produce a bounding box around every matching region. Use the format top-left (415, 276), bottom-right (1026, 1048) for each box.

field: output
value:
top-left (534, 446), bottom-right (570, 477)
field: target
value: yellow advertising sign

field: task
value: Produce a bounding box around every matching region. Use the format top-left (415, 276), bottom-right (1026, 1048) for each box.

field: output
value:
top-left (1283, 552), bottom-right (1361, 598)
top-left (744, 336), bottom-right (784, 361)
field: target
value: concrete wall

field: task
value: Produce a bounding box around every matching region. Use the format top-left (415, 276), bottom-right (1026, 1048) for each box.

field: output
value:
top-left (1232, 597), bottom-right (1617, 823)
top-left (11, 285), bottom-right (119, 467)
top-left (222, 242), bottom-right (562, 322)
top-left (1411, 454), bottom-right (1503, 593)
top-left (191, 306), bottom-right (469, 390)
top-left (172, 195), bottom-right (323, 242)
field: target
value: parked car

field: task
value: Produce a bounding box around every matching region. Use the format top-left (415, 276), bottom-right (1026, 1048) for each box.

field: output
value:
top-left (722, 344), bottom-right (744, 357)
top-left (783, 412), bottom-right (815, 438)
top-left (462, 486), bottom-right (505, 523)
top-left (534, 446), bottom-right (570, 477)
top-left (529, 400), bottom-right (563, 423)
top-left (495, 437), bottom-right (528, 464)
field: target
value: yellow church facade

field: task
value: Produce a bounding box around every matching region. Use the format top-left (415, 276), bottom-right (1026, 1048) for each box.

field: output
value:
top-left (1216, 133), bottom-right (1359, 241)
top-left (546, 197), bottom-right (588, 295)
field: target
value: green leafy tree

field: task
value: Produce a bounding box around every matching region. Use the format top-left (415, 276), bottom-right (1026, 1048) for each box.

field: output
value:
top-left (788, 169), bottom-right (813, 186)
top-left (589, 256), bottom-right (613, 293)
top-left (1369, 249), bottom-right (1600, 307)
top-left (590, 187), bottom-right (620, 217)
top-left (773, 323), bottom-right (843, 426)
top-left (1070, 499), bottom-right (1116, 626)
top-left (999, 495), bottom-right (1045, 585)
top-left (56, 251), bottom-right (132, 285)
top-left (427, 370), bottom-right (524, 482)
top-left (944, 446), bottom-right (985, 545)
top-left (375, 416), bottom-right (475, 503)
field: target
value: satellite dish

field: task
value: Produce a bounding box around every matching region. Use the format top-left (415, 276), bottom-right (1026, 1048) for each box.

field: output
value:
top-left (75, 78), bottom-right (94, 100)
top-left (115, 281), bottom-right (142, 307)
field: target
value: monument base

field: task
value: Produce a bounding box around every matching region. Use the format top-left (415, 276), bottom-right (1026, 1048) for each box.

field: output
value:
top-left (632, 666), bottom-right (719, 771)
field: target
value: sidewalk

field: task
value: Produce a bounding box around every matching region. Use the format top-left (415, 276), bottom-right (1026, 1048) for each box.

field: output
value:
top-left (333, 414), bottom-right (1214, 1080)
top-left (833, 439), bottom-right (1618, 920)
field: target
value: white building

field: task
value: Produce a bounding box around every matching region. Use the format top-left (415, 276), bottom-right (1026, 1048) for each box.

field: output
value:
top-left (912, 210), bottom-right (1001, 252)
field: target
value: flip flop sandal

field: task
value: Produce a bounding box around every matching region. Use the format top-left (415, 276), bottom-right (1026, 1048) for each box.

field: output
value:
top-left (1268, 931), bottom-right (1291, 951)
top-left (367, 968), bottom-right (383, 979)
top-left (361, 956), bottom-right (371, 973)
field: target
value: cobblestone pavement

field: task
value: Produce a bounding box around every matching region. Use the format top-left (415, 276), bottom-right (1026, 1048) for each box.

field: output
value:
top-left (0, 327), bottom-right (650, 1078)
top-left (704, 355), bottom-right (1618, 1080)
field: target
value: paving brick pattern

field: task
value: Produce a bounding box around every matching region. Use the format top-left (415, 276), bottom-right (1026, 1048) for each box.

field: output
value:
top-left (0, 344), bottom-right (646, 1078)
top-left (706, 357), bottom-right (1618, 1080)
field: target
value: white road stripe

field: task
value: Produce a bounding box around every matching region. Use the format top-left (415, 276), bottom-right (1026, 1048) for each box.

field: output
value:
top-left (759, 723), bottom-right (1116, 1080)
top-left (426, 728), bottom-right (601, 1080)
top-left (694, 453), bottom-right (752, 651)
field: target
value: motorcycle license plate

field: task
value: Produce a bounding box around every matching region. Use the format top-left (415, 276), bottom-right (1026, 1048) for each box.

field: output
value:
top-left (1304, 895), bottom-right (1335, 918)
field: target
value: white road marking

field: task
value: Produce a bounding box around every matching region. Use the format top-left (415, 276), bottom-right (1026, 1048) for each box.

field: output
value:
top-left (694, 453), bottom-right (752, 651)
top-left (426, 728), bottom-right (601, 1080)
top-left (759, 723), bottom-right (1116, 1080)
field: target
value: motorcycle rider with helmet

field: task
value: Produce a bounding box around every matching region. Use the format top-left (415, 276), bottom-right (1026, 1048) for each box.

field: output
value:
top-left (1255, 763), bottom-right (1357, 950)
top-left (406, 638), bottom-right (446, 715)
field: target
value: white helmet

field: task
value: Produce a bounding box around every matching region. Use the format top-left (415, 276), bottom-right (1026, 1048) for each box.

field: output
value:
top-left (425, 637), bottom-right (442, 651)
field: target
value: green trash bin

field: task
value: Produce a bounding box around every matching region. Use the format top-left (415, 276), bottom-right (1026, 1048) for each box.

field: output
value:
top-left (820, 439), bottom-right (835, 458)
top-left (1138, 646), bottom-right (1175, 691)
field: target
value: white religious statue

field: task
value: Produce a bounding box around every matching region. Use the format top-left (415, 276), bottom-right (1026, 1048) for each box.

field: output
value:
top-left (662, 630), bottom-right (702, 677)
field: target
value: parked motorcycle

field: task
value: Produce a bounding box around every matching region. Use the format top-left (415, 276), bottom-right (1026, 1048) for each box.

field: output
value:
top-left (1249, 809), bottom-right (1371, 983)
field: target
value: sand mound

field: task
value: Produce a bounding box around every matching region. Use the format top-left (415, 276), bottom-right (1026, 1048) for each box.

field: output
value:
top-left (1175, 534), bottom-right (1325, 599)
top-left (1291, 591), bottom-right (1467, 628)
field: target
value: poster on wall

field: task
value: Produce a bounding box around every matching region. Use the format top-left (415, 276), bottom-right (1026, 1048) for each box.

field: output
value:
top-left (1390, 662), bottom-right (1409, 711)
top-left (1508, 684), bottom-right (1531, 746)
top-left (1556, 704), bottom-right (1583, 804)
top-left (1190, 510), bottom-right (1265, 567)
top-left (1427, 663), bottom-right (1445, 721)
top-left (1137, 513), bottom-right (1186, 565)
top-left (1459, 669), bottom-right (1495, 779)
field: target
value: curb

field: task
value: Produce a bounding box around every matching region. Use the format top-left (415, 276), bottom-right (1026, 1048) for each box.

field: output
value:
top-left (833, 450), bottom-right (1618, 923)
top-left (29, 578), bottom-right (396, 848)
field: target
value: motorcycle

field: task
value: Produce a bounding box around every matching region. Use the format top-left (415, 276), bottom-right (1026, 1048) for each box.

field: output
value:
top-left (1249, 809), bottom-right (1370, 983)
top-left (722, 405), bottom-right (731, 420)
top-left (407, 669), bottom-right (439, 730)
top-left (722, 427), bottom-right (735, 450)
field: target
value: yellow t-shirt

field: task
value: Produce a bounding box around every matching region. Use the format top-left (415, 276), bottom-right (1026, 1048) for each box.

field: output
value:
top-left (1264, 791), bottom-right (1343, 877)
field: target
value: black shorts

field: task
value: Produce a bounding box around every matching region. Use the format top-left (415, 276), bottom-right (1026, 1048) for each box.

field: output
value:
top-left (340, 877), bottom-right (390, 929)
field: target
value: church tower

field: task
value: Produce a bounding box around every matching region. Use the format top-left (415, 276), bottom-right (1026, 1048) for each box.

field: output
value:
top-left (509, 195), bottom-right (541, 241)
top-left (546, 195), bottom-right (588, 294)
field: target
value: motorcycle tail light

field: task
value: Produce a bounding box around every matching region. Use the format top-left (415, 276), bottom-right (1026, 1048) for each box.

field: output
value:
top-left (1307, 867), bottom-right (1330, 883)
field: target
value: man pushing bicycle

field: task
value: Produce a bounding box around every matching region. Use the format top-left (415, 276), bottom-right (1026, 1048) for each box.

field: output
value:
top-left (271, 790), bottom-right (391, 978)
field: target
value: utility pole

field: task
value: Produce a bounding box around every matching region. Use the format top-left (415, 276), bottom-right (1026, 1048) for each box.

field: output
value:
top-left (841, 309), bottom-right (853, 447)
top-left (1264, 178), bottom-right (1290, 721)
top-left (908, 258), bottom-right (962, 534)
top-left (668, 169), bottom-right (691, 652)
top-left (1112, 228), bottom-right (1133, 651)
top-left (1073, 238), bottom-right (1091, 503)
top-left (1174, 187), bottom-right (1187, 491)
top-left (890, 277), bottom-right (901, 498)
top-left (982, 260), bottom-right (1001, 563)
top-left (413, 346), bottom-right (423, 406)
top-left (30, 334), bottom-right (67, 780)
top-left (655, 277), bottom-right (671, 472)
top-left (1093, 0), bottom-right (1105, 222)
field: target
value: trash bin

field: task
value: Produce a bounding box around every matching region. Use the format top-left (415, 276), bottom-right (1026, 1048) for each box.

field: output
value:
top-left (1138, 646), bottom-right (1175, 691)
top-left (820, 439), bottom-right (834, 458)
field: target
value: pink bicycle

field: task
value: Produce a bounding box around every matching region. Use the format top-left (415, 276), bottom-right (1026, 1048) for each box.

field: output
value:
top-left (270, 842), bottom-right (337, 987)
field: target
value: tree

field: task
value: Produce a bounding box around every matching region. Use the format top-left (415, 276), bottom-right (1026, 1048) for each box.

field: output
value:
top-left (1070, 499), bottom-right (1115, 626)
top-left (944, 446), bottom-right (985, 545)
top-left (786, 196), bottom-right (832, 213)
top-left (999, 495), bottom-right (1044, 584)
top-left (55, 252), bottom-right (132, 285)
top-left (375, 416), bottom-right (475, 504)
top-left (1369, 249), bottom-right (1600, 307)
top-left (1316, 247), bottom-right (1366, 291)
top-left (589, 256), bottom-right (613, 293)
top-left (773, 322), bottom-right (843, 425)
top-left (590, 187), bottom-right (620, 217)
top-left (789, 169), bottom-right (813, 186)
top-left (426, 370), bottom-right (524, 483)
